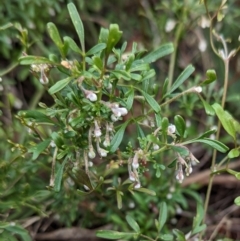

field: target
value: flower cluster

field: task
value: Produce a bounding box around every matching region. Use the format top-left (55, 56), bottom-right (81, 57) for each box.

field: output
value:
top-left (175, 150), bottom-right (199, 183)
top-left (128, 149), bottom-right (144, 189)
top-left (31, 63), bottom-right (51, 85)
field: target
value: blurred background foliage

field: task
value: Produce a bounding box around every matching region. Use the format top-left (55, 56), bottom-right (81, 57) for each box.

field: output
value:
top-left (1, 0), bottom-right (240, 240)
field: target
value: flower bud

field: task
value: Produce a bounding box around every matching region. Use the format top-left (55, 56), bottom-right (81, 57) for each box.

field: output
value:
top-left (98, 148), bottom-right (108, 157)
top-left (86, 92), bottom-right (97, 102)
top-left (118, 107), bottom-right (128, 116)
top-left (132, 152), bottom-right (139, 169)
top-left (134, 182), bottom-right (141, 189)
top-left (88, 149), bottom-right (96, 159)
top-left (168, 124), bottom-right (176, 134)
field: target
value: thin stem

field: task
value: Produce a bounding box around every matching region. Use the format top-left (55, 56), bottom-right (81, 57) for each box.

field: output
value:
top-left (168, 21), bottom-right (184, 91)
top-left (140, 234), bottom-right (155, 241)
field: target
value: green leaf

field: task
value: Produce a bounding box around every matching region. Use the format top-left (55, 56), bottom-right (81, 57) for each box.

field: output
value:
top-left (228, 148), bottom-right (240, 158)
top-left (54, 157), bottom-right (68, 192)
top-left (126, 88), bottom-right (134, 110)
top-left (190, 138), bottom-right (229, 153)
top-left (106, 24), bottom-right (122, 55)
top-left (234, 196), bottom-right (240, 206)
top-left (158, 202), bottom-right (167, 232)
top-left (116, 191), bottom-right (123, 209)
top-left (196, 129), bottom-right (217, 139)
top-left (134, 187), bottom-right (156, 196)
top-left (75, 169), bottom-right (94, 190)
top-left (162, 78), bottom-right (169, 99)
top-left (160, 234), bottom-right (174, 241)
top-left (63, 36), bottom-right (82, 54)
top-left (130, 63), bottom-right (149, 72)
top-left (199, 96), bottom-right (215, 115)
top-left (47, 22), bottom-right (64, 57)
top-left (192, 202), bottom-right (205, 235)
top-left (48, 77), bottom-right (73, 95)
top-left (174, 115), bottom-right (186, 138)
top-left (167, 65), bottom-right (195, 96)
top-left (19, 110), bottom-right (54, 124)
top-left (51, 132), bottom-right (64, 148)
top-left (142, 43), bottom-right (174, 63)
top-left (155, 113), bottom-right (162, 127)
top-left (67, 3), bottom-right (85, 53)
top-left (171, 146), bottom-right (189, 157)
top-left (112, 70), bottom-right (131, 80)
top-left (29, 139), bottom-right (51, 160)
top-left (92, 56), bottom-right (103, 70)
top-left (172, 229), bottom-right (186, 241)
top-left (201, 69), bottom-right (217, 86)
top-left (161, 117), bottom-right (169, 141)
top-left (212, 103), bottom-right (238, 140)
top-left (96, 230), bottom-right (136, 240)
top-left (19, 56), bottom-right (55, 65)
top-left (141, 69), bottom-right (156, 82)
top-left (141, 91), bottom-right (161, 113)
top-left (2, 223), bottom-right (32, 241)
top-left (86, 43), bottom-right (107, 56)
top-left (126, 215), bottom-right (140, 233)
top-left (136, 123), bottom-right (145, 138)
top-left (110, 121), bottom-right (130, 152)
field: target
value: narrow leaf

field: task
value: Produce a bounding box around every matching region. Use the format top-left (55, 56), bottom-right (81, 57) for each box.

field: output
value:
top-left (47, 22), bottom-right (64, 56)
top-left (19, 110), bottom-right (54, 124)
top-left (158, 202), bottom-right (167, 232)
top-left (199, 96), bottom-right (215, 115)
top-left (86, 43), bottom-right (106, 56)
top-left (190, 138), bottom-right (229, 153)
top-left (134, 187), bottom-right (156, 196)
top-left (126, 215), bottom-right (140, 233)
top-left (48, 77), bottom-right (73, 95)
top-left (63, 36), bottom-right (82, 54)
top-left (54, 157), bottom-right (68, 192)
top-left (126, 88), bottom-right (134, 110)
top-left (19, 56), bottom-right (55, 65)
top-left (141, 91), bottom-right (161, 113)
top-left (142, 43), bottom-right (174, 63)
top-left (67, 3), bottom-right (85, 53)
top-left (212, 103), bottom-right (237, 140)
top-left (167, 65), bottom-right (195, 95)
top-left (96, 230), bottom-right (136, 240)
top-left (110, 121), bottom-right (130, 152)
top-left (116, 191), bottom-right (122, 209)
top-left (174, 115), bottom-right (186, 138)
top-left (228, 148), bottom-right (240, 158)
top-left (30, 139), bottom-right (51, 160)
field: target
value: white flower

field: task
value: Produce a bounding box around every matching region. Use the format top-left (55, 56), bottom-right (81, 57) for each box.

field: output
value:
top-left (198, 16), bottom-right (210, 28)
top-left (194, 86), bottom-right (202, 93)
top-left (134, 182), bottom-right (141, 189)
top-left (168, 124), bottom-right (176, 134)
top-left (94, 128), bottom-right (102, 137)
top-left (94, 120), bottom-right (102, 137)
top-left (198, 39), bottom-right (207, 52)
top-left (153, 144), bottom-right (160, 150)
top-left (129, 171), bottom-right (136, 182)
top-left (165, 19), bottom-right (176, 32)
top-left (98, 148), bottom-right (108, 157)
top-left (118, 107), bottom-right (128, 116)
top-left (111, 114), bottom-right (119, 122)
top-left (88, 149), bottom-right (96, 159)
top-left (132, 152), bottom-right (139, 169)
top-left (86, 92), bottom-right (97, 102)
top-left (103, 139), bottom-right (110, 147)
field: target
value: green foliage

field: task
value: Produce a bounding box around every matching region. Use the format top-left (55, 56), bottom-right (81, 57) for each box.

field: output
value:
top-left (1, 0), bottom-right (240, 240)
